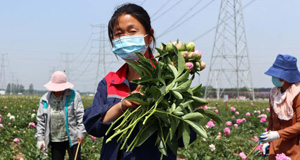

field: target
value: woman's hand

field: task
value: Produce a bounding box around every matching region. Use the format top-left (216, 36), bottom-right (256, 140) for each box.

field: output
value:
top-left (102, 85), bottom-right (143, 123)
top-left (77, 137), bottom-right (85, 144)
top-left (121, 85), bottom-right (142, 110)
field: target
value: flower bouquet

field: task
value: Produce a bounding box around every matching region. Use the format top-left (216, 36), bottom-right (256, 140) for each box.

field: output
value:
top-left (105, 40), bottom-right (221, 157)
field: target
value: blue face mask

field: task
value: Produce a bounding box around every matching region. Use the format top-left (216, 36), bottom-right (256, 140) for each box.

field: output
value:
top-left (112, 34), bottom-right (148, 61)
top-left (272, 77), bottom-right (284, 87)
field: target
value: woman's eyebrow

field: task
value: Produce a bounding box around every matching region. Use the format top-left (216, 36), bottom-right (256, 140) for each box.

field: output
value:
top-left (127, 24), bottom-right (139, 30)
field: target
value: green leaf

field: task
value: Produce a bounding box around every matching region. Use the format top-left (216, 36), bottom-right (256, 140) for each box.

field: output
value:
top-left (172, 78), bottom-right (192, 92)
top-left (184, 120), bottom-right (207, 138)
top-left (182, 122), bottom-right (190, 149)
top-left (172, 44), bottom-right (178, 55)
top-left (154, 109), bottom-right (170, 126)
top-left (171, 90), bottom-right (182, 99)
top-left (124, 93), bottom-right (148, 106)
top-left (168, 64), bottom-right (178, 77)
top-left (135, 120), bottom-right (158, 147)
top-left (135, 52), bottom-right (149, 62)
top-left (169, 116), bottom-right (179, 140)
top-left (192, 96), bottom-right (207, 104)
top-left (172, 111), bottom-right (184, 116)
top-left (191, 83), bottom-right (202, 93)
top-left (159, 84), bottom-right (166, 94)
top-left (158, 139), bottom-right (167, 156)
top-left (195, 109), bottom-right (223, 124)
top-left (176, 70), bottom-right (190, 83)
top-left (126, 61), bottom-right (143, 76)
top-left (167, 138), bottom-right (178, 155)
top-left (171, 103), bottom-right (176, 111)
top-left (149, 86), bottom-right (162, 100)
top-left (177, 50), bottom-right (185, 75)
top-left (175, 100), bottom-right (194, 112)
top-left (182, 112), bottom-right (204, 120)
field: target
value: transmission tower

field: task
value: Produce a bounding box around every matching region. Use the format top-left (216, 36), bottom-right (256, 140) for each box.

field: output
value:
top-left (0, 54), bottom-right (7, 90)
top-left (204, 0), bottom-right (255, 100)
top-left (92, 24), bottom-right (106, 93)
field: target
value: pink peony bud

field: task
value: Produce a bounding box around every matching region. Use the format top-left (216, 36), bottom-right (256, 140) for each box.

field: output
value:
top-left (28, 122), bottom-right (36, 128)
top-left (225, 121), bottom-right (232, 126)
top-left (239, 152), bottom-right (247, 160)
top-left (275, 153), bottom-right (291, 160)
top-left (245, 112), bottom-right (251, 116)
top-left (236, 119), bottom-right (243, 124)
top-left (215, 109), bottom-right (219, 114)
top-left (234, 124), bottom-right (238, 128)
top-left (185, 62), bottom-right (194, 70)
top-left (266, 108), bottom-right (270, 112)
top-left (8, 122), bottom-right (11, 126)
top-left (0, 124), bottom-right (3, 127)
top-left (13, 138), bottom-right (20, 143)
top-left (230, 107), bottom-right (236, 112)
top-left (179, 51), bottom-right (189, 59)
top-left (4, 106), bottom-right (7, 109)
top-left (216, 132), bottom-right (222, 140)
top-left (235, 111), bottom-right (239, 115)
top-left (223, 127), bottom-right (231, 136)
top-left (206, 121), bottom-right (215, 128)
top-left (194, 49), bottom-right (202, 59)
top-left (260, 117), bottom-right (266, 123)
top-left (252, 136), bottom-right (259, 142)
top-left (176, 41), bottom-right (185, 51)
top-left (199, 60), bottom-right (206, 70)
top-left (91, 136), bottom-right (97, 141)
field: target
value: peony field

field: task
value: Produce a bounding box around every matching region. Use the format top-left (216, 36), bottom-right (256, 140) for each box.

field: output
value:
top-left (0, 95), bottom-right (271, 160)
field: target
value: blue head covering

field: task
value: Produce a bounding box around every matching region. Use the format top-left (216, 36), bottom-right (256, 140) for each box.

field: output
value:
top-left (265, 54), bottom-right (300, 83)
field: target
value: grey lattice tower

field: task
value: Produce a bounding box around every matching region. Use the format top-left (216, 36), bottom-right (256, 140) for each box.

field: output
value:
top-left (92, 24), bottom-right (106, 93)
top-left (205, 0), bottom-right (255, 100)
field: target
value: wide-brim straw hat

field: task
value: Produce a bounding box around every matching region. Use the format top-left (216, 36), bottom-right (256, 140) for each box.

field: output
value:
top-left (265, 54), bottom-right (300, 83)
top-left (44, 71), bottom-right (74, 91)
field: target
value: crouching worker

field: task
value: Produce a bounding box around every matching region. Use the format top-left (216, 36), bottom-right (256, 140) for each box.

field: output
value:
top-left (259, 54), bottom-right (300, 160)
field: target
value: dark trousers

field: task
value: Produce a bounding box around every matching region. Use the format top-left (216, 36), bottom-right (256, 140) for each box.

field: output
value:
top-left (51, 141), bottom-right (81, 160)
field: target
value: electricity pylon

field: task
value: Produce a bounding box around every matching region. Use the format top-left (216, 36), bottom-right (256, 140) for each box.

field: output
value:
top-left (205, 0), bottom-right (255, 100)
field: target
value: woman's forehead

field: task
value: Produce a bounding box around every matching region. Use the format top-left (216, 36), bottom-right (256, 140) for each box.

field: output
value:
top-left (114, 14), bottom-right (143, 29)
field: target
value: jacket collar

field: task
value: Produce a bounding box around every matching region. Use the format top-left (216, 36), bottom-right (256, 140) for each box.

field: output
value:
top-left (111, 54), bottom-right (156, 85)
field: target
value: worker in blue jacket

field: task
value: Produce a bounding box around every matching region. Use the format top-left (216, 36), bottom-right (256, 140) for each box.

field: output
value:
top-left (83, 3), bottom-right (195, 160)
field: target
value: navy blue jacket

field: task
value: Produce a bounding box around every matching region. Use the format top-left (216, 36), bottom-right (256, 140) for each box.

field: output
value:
top-left (83, 64), bottom-right (196, 160)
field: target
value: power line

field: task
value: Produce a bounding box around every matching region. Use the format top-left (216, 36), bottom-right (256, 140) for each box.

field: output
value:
top-left (140, 0), bottom-right (147, 6)
top-left (71, 33), bottom-right (93, 62)
top-left (152, 0), bottom-right (183, 22)
top-left (157, 0), bottom-right (215, 39)
top-left (71, 55), bottom-right (97, 81)
top-left (150, 0), bottom-right (169, 18)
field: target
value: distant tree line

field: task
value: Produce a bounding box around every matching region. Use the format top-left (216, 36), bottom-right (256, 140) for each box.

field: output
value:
top-left (5, 83), bottom-right (34, 95)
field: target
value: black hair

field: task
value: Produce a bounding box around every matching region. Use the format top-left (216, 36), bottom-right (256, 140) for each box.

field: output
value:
top-left (108, 3), bottom-right (156, 55)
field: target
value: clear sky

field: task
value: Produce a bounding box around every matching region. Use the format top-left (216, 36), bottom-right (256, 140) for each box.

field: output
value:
top-left (0, 0), bottom-right (300, 93)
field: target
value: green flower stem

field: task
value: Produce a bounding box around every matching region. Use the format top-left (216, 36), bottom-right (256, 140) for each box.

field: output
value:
top-left (107, 105), bottom-right (155, 143)
top-left (121, 120), bottom-right (138, 150)
top-left (105, 109), bottom-right (129, 136)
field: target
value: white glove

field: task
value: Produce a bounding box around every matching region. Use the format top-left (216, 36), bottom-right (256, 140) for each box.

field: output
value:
top-left (262, 142), bottom-right (270, 156)
top-left (37, 141), bottom-right (45, 150)
top-left (259, 131), bottom-right (280, 142)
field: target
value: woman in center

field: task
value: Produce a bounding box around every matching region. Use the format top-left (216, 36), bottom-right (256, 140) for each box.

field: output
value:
top-left (83, 3), bottom-right (195, 160)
